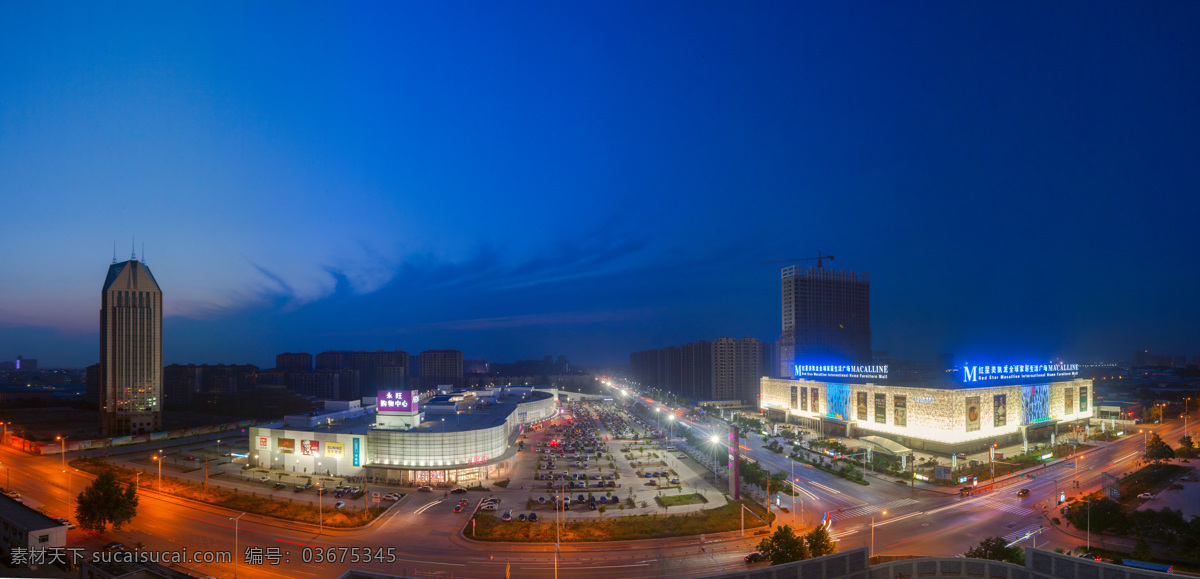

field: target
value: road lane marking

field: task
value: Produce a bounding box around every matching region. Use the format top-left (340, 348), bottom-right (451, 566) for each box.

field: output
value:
top-left (806, 480), bottom-right (842, 494)
top-left (413, 499), bottom-right (444, 515)
top-left (871, 511), bottom-right (922, 527)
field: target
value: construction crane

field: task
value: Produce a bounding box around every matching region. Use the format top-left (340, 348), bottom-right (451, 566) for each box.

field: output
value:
top-left (761, 251), bottom-right (835, 269)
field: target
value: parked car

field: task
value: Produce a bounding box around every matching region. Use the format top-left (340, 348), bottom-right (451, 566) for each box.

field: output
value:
top-left (258, 476), bottom-right (269, 482)
top-left (481, 504), bottom-right (498, 511)
top-left (334, 501), bottom-right (346, 509)
top-left (538, 496), bottom-right (546, 504)
top-left (528, 512), bottom-right (539, 522)
top-left (102, 542), bottom-right (126, 552)
top-left (451, 488), bottom-right (468, 494)
top-left (1137, 493), bottom-right (1156, 499)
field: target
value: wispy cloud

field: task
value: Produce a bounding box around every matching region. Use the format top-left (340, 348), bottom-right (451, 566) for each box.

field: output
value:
top-left (401, 309), bottom-right (650, 332)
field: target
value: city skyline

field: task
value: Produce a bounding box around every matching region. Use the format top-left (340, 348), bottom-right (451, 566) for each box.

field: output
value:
top-left (2, 3), bottom-right (1199, 368)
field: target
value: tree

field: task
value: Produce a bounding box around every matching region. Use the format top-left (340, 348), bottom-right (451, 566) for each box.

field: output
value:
top-left (964, 536), bottom-right (1024, 565)
top-left (756, 524), bottom-right (809, 564)
top-left (1144, 433), bottom-right (1175, 464)
top-left (75, 470), bottom-right (139, 532)
top-left (1178, 435), bottom-right (1197, 459)
top-left (1132, 537), bottom-right (1152, 560)
top-left (805, 525), bottom-right (837, 557)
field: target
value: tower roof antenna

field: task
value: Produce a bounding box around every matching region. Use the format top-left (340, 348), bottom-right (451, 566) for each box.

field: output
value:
top-left (131, 236), bottom-right (137, 261)
top-left (141, 242), bottom-right (145, 265)
top-left (112, 242), bottom-right (117, 264)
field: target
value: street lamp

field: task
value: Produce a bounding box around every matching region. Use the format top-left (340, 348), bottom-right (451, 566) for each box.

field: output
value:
top-left (317, 479), bottom-right (323, 534)
top-left (56, 435), bottom-right (68, 469)
top-left (871, 510), bottom-right (887, 558)
top-left (152, 454), bottom-right (162, 488)
top-left (63, 469), bottom-right (77, 522)
top-left (230, 512), bottom-right (245, 578)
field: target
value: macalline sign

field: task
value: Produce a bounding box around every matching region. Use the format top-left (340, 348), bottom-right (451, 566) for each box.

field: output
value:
top-left (794, 364), bottom-right (888, 380)
top-left (377, 390), bottom-right (419, 413)
top-left (961, 364), bottom-right (1079, 383)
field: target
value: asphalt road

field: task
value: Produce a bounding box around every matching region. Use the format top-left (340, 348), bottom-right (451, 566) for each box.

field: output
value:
top-left (0, 407), bottom-right (1187, 578)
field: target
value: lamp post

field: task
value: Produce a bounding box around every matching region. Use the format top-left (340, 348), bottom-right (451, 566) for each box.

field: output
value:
top-left (871, 510), bottom-right (887, 558)
top-left (63, 469), bottom-right (77, 522)
top-left (135, 472), bottom-right (142, 489)
top-left (317, 479), bottom-right (323, 534)
top-left (152, 454), bottom-right (162, 488)
top-left (57, 435), bottom-right (68, 469)
top-left (230, 512), bottom-right (245, 578)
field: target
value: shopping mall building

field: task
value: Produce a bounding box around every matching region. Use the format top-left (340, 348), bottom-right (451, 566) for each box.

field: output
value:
top-left (249, 387), bottom-right (557, 485)
top-left (759, 363), bottom-right (1092, 455)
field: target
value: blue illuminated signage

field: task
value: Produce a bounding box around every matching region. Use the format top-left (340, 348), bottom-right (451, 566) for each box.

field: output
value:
top-left (794, 365), bottom-right (888, 380)
top-left (961, 363), bottom-right (1078, 383)
top-left (352, 438), bottom-right (361, 467)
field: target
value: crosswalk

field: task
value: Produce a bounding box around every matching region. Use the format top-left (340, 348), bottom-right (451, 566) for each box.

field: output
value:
top-left (1003, 523), bottom-right (1044, 543)
top-left (975, 497), bottom-right (1034, 516)
top-left (830, 498), bottom-right (918, 521)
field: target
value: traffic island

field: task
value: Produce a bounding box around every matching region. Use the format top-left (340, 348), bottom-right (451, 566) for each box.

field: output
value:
top-left (70, 458), bottom-right (391, 528)
top-left (464, 499), bottom-right (772, 543)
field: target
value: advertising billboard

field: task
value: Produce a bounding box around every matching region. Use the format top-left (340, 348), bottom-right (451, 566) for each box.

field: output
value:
top-left (377, 390), bottom-right (419, 413)
top-left (257, 436), bottom-right (270, 450)
top-left (1064, 388), bottom-right (1074, 414)
top-left (278, 438), bottom-right (295, 454)
top-left (325, 442), bottom-right (344, 458)
top-left (300, 440), bottom-right (319, 456)
top-left (352, 438), bottom-right (361, 466)
top-left (857, 392), bottom-right (868, 421)
top-left (966, 397), bottom-right (981, 432)
top-left (800, 387), bottom-right (808, 411)
top-left (1080, 387), bottom-right (1088, 412)
top-left (994, 394), bottom-right (1007, 427)
top-left (894, 395), bottom-right (907, 427)
top-left (810, 387), bottom-right (820, 414)
top-left (874, 393), bottom-right (886, 424)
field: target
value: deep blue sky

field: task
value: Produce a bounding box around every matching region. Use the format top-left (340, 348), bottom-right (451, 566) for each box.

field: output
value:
top-left (2, 2), bottom-right (1198, 369)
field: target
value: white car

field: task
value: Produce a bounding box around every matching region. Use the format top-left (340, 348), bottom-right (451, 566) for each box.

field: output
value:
top-left (481, 503), bottom-right (498, 511)
top-left (383, 493), bottom-right (399, 501)
top-left (334, 501), bottom-right (346, 509)
top-left (1137, 493), bottom-right (1156, 499)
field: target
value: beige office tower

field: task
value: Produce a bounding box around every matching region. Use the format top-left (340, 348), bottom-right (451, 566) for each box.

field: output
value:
top-left (100, 258), bottom-right (163, 435)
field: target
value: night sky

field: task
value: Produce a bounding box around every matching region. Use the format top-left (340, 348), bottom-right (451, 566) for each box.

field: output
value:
top-left (2, 2), bottom-right (1198, 369)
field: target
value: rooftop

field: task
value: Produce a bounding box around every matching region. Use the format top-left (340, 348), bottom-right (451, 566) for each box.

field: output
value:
top-left (0, 494), bottom-right (66, 532)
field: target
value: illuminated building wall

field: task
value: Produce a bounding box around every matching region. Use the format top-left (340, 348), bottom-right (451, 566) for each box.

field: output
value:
top-left (760, 377), bottom-right (1093, 450)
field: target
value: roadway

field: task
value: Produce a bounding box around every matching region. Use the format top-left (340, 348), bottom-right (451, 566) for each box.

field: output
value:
top-left (0, 406), bottom-right (1187, 578)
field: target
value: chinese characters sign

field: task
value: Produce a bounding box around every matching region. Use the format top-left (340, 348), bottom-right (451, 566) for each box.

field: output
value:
top-left (377, 390), bottom-right (419, 413)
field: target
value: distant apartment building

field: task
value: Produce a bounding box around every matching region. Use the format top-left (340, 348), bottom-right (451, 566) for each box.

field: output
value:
top-left (315, 350), bottom-right (409, 392)
top-left (777, 265), bottom-right (871, 377)
top-left (630, 337), bottom-right (763, 405)
top-left (99, 258), bottom-right (162, 436)
top-left (85, 363), bottom-right (102, 407)
top-left (275, 352), bottom-right (313, 373)
top-left (419, 349), bottom-right (463, 389)
top-left (162, 364), bottom-right (258, 408)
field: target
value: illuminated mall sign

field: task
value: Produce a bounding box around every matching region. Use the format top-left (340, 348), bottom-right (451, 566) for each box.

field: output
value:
top-left (961, 364), bottom-right (1079, 383)
top-left (377, 390), bottom-right (419, 413)
top-left (794, 364), bottom-right (888, 380)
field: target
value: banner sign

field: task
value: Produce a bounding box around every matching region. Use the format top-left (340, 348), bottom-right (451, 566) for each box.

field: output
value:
top-left (894, 395), bottom-right (907, 427)
top-left (874, 393), bottom-right (886, 424)
top-left (278, 438), bottom-right (295, 454)
top-left (352, 438), bottom-right (361, 466)
top-left (301, 440), bottom-right (319, 456)
top-left (857, 392), bottom-right (868, 421)
top-left (257, 436), bottom-right (269, 450)
top-left (325, 442), bottom-right (344, 458)
top-left (994, 394), bottom-right (1007, 427)
top-left (966, 396), bottom-right (981, 432)
top-left (961, 363), bottom-right (1079, 383)
top-left (795, 364), bottom-right (888, 381)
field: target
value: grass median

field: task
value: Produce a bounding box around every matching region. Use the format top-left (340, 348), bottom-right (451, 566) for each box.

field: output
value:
top-left (70, 458), bottom-right (389, 528)
top-left (467, 499), bottom-right (772, 543)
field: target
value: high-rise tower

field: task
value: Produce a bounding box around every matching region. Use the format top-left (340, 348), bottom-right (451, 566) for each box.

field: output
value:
top-left (778, 265), bottom-right (870, 377)
top-left (100, 258), bottom-right (162, 435)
